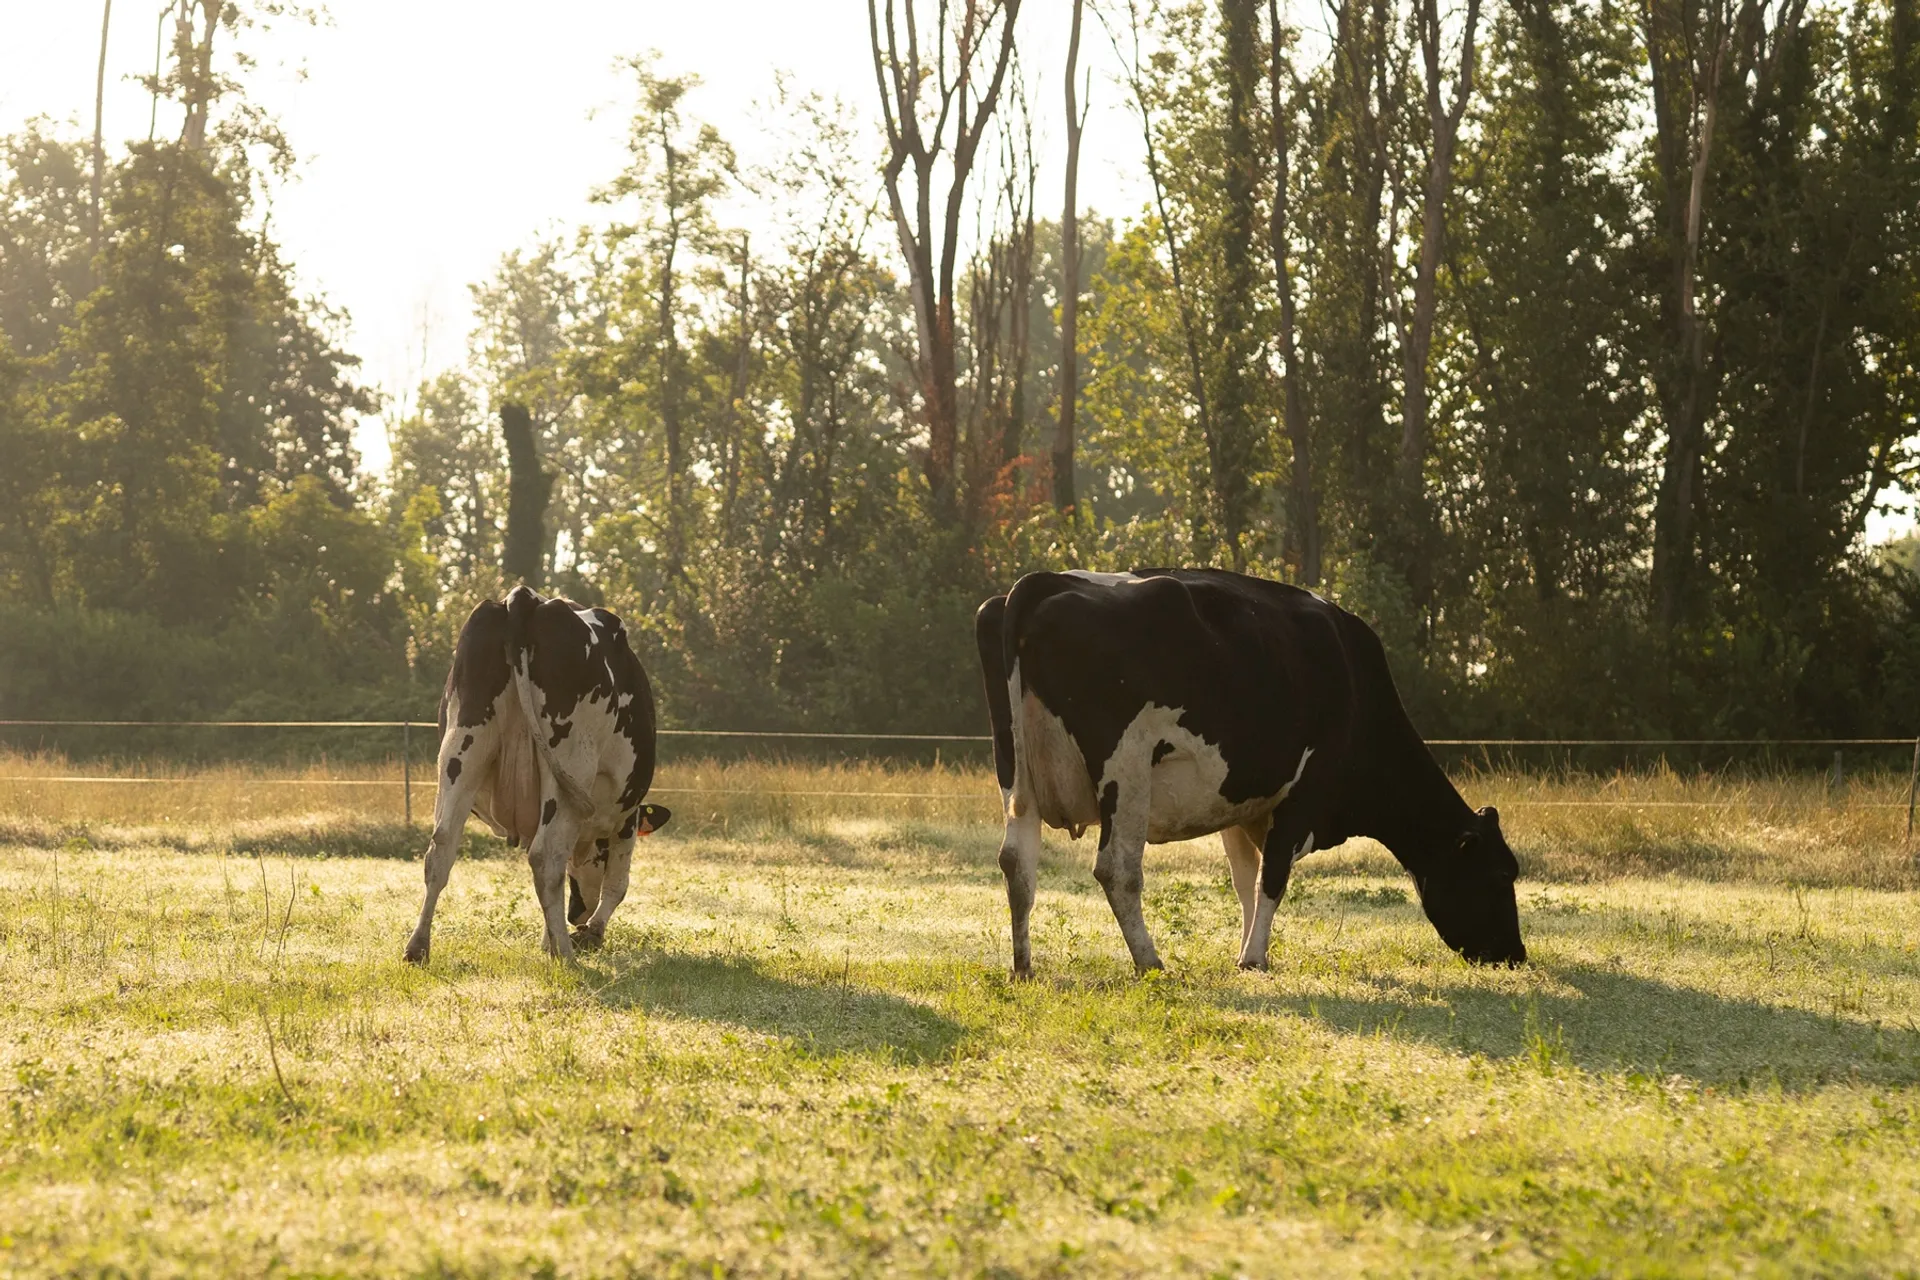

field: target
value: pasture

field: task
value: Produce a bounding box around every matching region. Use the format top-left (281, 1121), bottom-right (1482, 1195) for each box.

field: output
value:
top-left (4, 755), bottom-right (1920, 1276)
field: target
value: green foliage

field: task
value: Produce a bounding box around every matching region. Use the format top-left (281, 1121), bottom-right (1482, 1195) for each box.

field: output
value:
top-left (2, 6), bottom-right (1919, 739)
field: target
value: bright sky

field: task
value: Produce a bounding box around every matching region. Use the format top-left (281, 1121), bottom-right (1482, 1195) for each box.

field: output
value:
top-left (4, 0), bottom-right (1148, 474)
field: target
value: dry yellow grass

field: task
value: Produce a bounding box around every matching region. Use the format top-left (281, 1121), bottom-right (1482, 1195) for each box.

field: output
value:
top-left (3, 749), bottom-right (1915, 889)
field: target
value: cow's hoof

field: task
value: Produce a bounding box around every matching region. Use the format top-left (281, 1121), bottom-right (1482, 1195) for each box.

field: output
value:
top-left (570, 927), bottom-right (605, 953)
top-left (1236, 959), bottom-right (1269, 973)
top-left (1010, 966), bottom-right (1035, 983)
top-left (403, 938), bottom-right (430, 966)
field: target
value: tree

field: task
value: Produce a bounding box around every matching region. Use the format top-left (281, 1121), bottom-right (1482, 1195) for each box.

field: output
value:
top-left (0, 335), bottom-right (59, 604)
top-left (868, 0), bottom-right (1024, 519)
top-left (387, 372), bottom-right (503, 584)
top-left (0, 129), bottom-right (93, 362)
top-left (501, 402), bottom-right (551, 588)
top-left (1106, 0), bottom-right (1223, 558)
top-left (597, 59), bottom-right (736, 581)
top-left (1267, 0), bottom-right (1317, 585)
top-left (92, 0), bottom-right (112, 252)
top-left (1640, 0), bottom-right (1798, 637)
top-left (1392, 0), bottom-right (1483, 604)
top-left (1211, 0), bottom-right (1265, 570)
top-left (1295, 0), bottom-right (1402, 576)
top-left (748, 87), bottom-right (899, 576)
top-left (1441, 0), bottom-right (1648, 727)
top-left (469, 245), bottom-right (588, 584)
top-left (1053, 0), bottom-right (1089, 512)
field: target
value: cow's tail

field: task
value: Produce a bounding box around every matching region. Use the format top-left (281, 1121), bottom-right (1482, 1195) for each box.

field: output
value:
top-left (506, 586), bottom-right (598, 821)
top-left (974, 594), bottom-right (1016, 800)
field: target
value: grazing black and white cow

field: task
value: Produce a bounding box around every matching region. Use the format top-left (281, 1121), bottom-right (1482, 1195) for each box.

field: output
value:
top-left (404, 587), bottom-right (671, 964)
top-left (975, 568), bottom-right (1524, 976)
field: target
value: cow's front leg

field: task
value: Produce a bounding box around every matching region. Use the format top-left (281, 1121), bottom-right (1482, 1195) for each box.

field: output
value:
top-left (1092, 783), bottom-right (1161, 974)
top-left (527, 799), bottom-right (583, 960)
top-left (1239, 815), bottom-right (1313, 971)
top-left (998, 800), bottom-right (1043, 979)
top-left (575, 830), bottom-right (634, 952)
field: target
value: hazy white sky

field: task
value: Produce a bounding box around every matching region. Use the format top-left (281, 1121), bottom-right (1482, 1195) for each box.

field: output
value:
top-left (4, 0), bottom-right (1148, 472)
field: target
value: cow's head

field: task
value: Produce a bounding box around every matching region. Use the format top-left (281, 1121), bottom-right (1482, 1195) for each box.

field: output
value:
top-left (1418, 806), bottom-right (1525, 966)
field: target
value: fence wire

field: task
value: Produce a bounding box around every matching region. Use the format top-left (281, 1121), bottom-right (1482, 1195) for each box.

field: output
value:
top-left (3, 719), bottom-right (1917, 827)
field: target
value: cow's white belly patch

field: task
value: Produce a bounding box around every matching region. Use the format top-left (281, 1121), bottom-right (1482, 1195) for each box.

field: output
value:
top-left (1095, 704), bottom-right (1312, 844)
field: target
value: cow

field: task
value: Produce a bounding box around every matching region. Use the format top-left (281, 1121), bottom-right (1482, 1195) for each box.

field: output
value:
top-left (404, 586), bottom-right (671, 965)
top-left (974, 568), bottom-right (1524, 977)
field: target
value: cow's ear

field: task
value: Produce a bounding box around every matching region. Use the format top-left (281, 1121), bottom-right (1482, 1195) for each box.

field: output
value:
top-left (640, 803), bottom-right (672, 835)
top-left (1478, 805), bottom-right (1501, 833)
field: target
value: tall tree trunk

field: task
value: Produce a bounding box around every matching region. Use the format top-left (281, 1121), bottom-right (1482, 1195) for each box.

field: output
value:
top-left (1395, 0), bottom-right (1482, 601)
top-left (92, 0), bottom-right (112, 253)
top-left (501, 402), bottom-right (552, 588)
top-left (1053, 0), bottom-right (1087, 512)
top-left (992, 126), bottom-right (1037, 475)
top-left (182, 0), bottom-right (221, 154)
top-left (1213, 0), bottom-right (1263, 571)
top-left (658, 132), bottom-right (686, 578)
top-left (721, 233), bottom-right (752, 548)
top-left (1267, 0), bottom-right (1317, 586)
top-left (1645, 0), bottom-right (1732, 637)
top-left (1321, 0), bottom-right (1398, 549)
top-left (1001, 200), bottom-right (1034, 471)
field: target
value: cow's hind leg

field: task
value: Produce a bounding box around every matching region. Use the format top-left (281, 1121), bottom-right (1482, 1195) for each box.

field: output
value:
top-left (1222, 814), bottom-right (1270, 958)
top-left (574, 829), bottom-right (633, 951)
top-left (527, 797), bottom-right (584, 961)
top-left (999, 802), bottom-right (1043, 978)
top-left (1239, 809), bottom-right (1314, 971)
top-left (1092, 780), bottom-right (1162, 974)
top-left (404, 724), bottom-right (492, 965)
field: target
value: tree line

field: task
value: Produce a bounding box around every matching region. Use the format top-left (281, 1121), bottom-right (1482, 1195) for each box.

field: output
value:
top-left (2, 0), bottom-right (1918, 742)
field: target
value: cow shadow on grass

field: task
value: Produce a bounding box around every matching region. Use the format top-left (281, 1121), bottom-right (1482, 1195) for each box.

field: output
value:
top-left (581, 949), bottom-right (969, 1064)
top-left (1221, 961), bottom-right (1920, 1091)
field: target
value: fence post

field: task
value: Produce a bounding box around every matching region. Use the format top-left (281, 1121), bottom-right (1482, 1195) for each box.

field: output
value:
top-left (403, 632), bottom-right (417, 828)
top-left (1906, 737), bottom-right (1918, 845)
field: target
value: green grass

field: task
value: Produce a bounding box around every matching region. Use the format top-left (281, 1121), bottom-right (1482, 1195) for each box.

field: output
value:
top-left (4, 791), bottom-right (1920, 1275)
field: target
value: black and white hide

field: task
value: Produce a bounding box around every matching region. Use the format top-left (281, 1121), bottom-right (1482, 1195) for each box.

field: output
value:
top-left (404, 587), bottom-right (671, 964)
top-left (974, 568), bottom-right (1524, 977)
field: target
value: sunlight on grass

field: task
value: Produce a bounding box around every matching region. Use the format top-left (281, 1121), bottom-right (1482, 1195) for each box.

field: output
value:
top-left (4, 779), bottom-right (1920, 1274)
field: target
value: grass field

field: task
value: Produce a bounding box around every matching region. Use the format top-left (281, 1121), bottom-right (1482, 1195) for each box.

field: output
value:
top-left (4, 755), bottom-right (1920, 1276)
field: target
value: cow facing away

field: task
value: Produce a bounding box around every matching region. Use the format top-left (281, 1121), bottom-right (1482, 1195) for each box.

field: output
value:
top-left (975, 569), bottom-right (1524, 976)
top-left (404, 587), bottom-right (671, 964)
